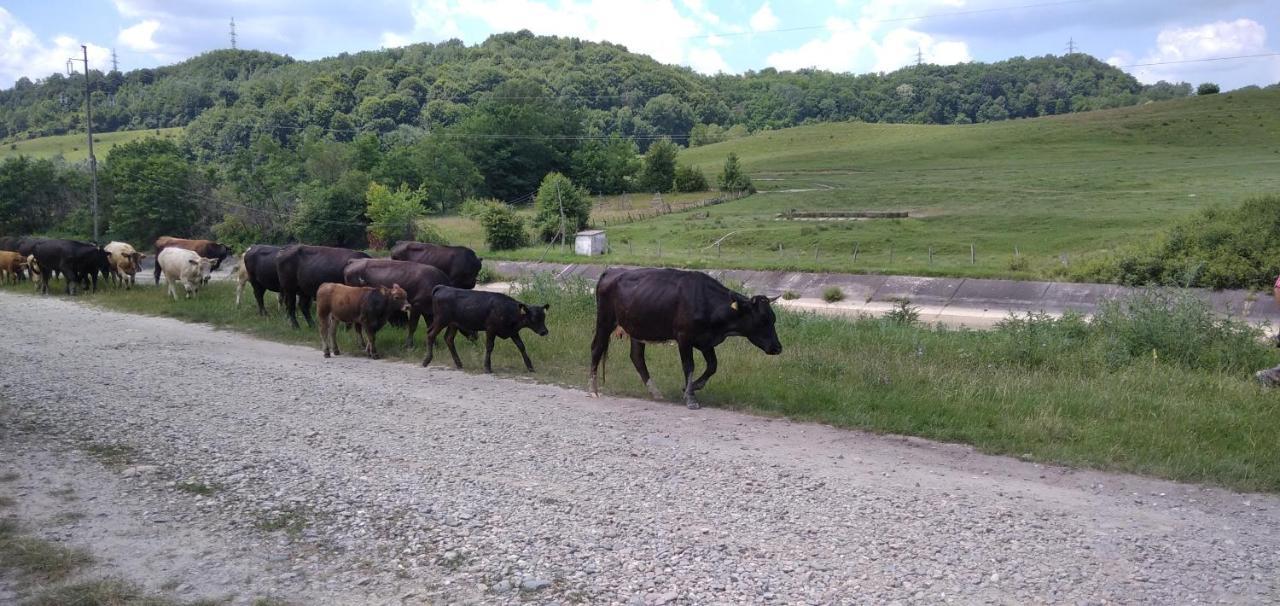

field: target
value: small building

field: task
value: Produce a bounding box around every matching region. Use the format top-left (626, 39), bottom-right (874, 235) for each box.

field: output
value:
top-left (574, 230), bottom-right (607, 256)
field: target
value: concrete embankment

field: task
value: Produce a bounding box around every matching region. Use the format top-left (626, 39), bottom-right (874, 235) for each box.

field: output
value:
top-left (487, 260), bottom-right (1280, 330)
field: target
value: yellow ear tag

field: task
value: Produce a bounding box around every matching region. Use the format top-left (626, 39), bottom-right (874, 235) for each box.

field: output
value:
top-left (730, 301), bottom-right (738, 311)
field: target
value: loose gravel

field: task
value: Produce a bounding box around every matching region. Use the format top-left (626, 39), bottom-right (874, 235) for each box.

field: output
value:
top-left (1, 290), bottom-right (1278, 605)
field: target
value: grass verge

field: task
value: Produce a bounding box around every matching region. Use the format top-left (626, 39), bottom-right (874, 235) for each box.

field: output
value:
top-left (3, 278), bottom-right (1279, 492)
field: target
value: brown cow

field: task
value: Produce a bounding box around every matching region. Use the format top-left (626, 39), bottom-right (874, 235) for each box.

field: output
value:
top-left (152, 236), bottom-right (231, 284)
top-left (316, 282), bottom-right (410, 359)
top-left (0, 251), bottom-right (27, 284)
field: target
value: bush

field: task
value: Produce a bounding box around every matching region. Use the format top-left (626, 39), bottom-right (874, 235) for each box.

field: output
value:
top-left (673, 164), bottom-right (709, 192)
top-left (365, 182), bottom-right (428, 249)
top-left (885, 298), bottom-right (920, 325)
top-left (289, 172), bottom-right (369, 247)
top-left (533, 173), bottom-right (590, 242)
top-left (717, 152), bottom-right (755, 194)
top-left (991, 311), bottom-right (1092, 370)
top-left (1072, 195), bottom-right (1280, 289)
top-left (1092, 290), bottom-right (1270, 373)
top-left (781, 290), bottom-right (799, 300)
top-left (1197, 82), bottom-right (1220, 95)
top-left (474, 199), bottom-right (529, 251)
top-left (1008, 255), bottom-right (1029, 272)
top-left (822, 287), bottom-right (845, 303)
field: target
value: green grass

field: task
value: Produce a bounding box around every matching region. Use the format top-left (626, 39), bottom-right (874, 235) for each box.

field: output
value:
top-left (4, 277), bottom-right (1280, 492)
top-left (455, 89), bottom-right (1280, 280)
top-left (0, 518), bottom-right (94, 583)
top-left (0, 127), bottom-right (183, 162)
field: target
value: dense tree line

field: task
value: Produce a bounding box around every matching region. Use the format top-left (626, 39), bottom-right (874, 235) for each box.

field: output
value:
top-left (2, 33), bottom-right (1215, 147)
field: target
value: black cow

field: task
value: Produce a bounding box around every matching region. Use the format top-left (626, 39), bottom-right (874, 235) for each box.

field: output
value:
top-left (343, 258), bottom-right (453, 348)
top-left (241, 244), bottom-right (284, 316)
top-left (276, 245), bottom-right (371, 329)
top-left (422, 286), bottom-right (549, 373)
top-left (589, 268), bottom-right (783, 409)
top-left (31, 239), bottom-right (111, 295)
top-left (16, 237), bottom-right (46, 257)
top-left (0, 236), bottom-right (19, 252)
top-left (390, 242), bottom-right (482, 290)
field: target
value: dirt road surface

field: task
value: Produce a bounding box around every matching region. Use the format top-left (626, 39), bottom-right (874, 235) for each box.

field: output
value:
top-left (1, 290), bottom-right (1277, 605)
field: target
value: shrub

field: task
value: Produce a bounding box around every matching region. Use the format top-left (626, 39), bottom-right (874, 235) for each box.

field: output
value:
top-left (991, 311), bottom-right (1092, 370)
top-left (289, 172), bottom-right (370, 247)
top-left (673, 164), bottom-right (709, 192)
top-left (717, 152), bottom-right (755, 194)
top-left (781, 290), bottom-right (799, 300)
top-left (365, 182), bottom-right (428, 249)
top-left (474, 200), bottom-right (529, 251)
top-left (1072, 195), bottom-right (1280, 289)
top-left (1008, 255), bottom-right (1029, 272)
top-left (1092, 289), bottom-right (1270, 373)
top-left (533, 173), bottom-right (590, 242)
top-left (885, 298), bottom-right (920, 325)
top-left (1197, 82), bottom-right (1220, 95)
top-left (822, 287), bottom-right (845, 303)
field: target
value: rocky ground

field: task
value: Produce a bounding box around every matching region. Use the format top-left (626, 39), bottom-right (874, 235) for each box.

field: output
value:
top-left (1, 290), bottom-right (1277, 605)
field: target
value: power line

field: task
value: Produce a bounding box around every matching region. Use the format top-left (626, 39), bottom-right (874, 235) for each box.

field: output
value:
top-left (1117, 52), bottom-right (1280, 69)
top-left (688, 0), bottom-right (1095, 40)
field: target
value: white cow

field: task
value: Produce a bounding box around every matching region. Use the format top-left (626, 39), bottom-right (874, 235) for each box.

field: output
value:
top-left (103, 241), bottom-right (145, 289)
top-left (26, 255), bottom-right (43, 292)
top-left (157, 247), bottom-right (213, 301)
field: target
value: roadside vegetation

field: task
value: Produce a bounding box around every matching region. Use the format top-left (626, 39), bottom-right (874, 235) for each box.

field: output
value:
top-left (4, 276), bottom-right (1277, 492)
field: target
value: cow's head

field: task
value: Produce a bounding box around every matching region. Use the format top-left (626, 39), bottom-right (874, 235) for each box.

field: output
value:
top-left (386, 283), bottom-right (411, 313)
top-left (518, 303), bottom-right (550, 337)
top-left (209, 243), bottom-right (231, 270)
top-left (730, 295), bottom-right (783, 355)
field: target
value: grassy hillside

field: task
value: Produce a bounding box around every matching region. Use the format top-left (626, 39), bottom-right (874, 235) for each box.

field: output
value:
top-left (0, 127), bottom-right (183, 162)
top-left (483, 89), bottom-right (1280, 280)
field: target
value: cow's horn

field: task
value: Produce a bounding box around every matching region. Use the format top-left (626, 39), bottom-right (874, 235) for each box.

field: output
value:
top-left (768, 294), bottom-right (782, 303)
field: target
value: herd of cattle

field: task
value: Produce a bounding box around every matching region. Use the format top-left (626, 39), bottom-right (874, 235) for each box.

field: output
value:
top-left (0, 236), bottom-right (782, 408)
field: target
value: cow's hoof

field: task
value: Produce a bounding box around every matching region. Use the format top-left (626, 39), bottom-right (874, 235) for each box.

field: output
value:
top-left (645, 380), bottom-right (663, 400)
top-left (421, 359), bottom-right (431, 368)
top-left (685, 399), bottom-right (701, 410)
top-left (324, 352), bottom-right (330, 358)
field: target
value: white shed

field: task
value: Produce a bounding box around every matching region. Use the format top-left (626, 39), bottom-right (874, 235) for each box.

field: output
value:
top-left (574, 229), bottom-right (607, 256)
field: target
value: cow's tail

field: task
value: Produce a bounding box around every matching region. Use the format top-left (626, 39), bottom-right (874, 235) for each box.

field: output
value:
top-left (589, 272), bottom-right (616, 395)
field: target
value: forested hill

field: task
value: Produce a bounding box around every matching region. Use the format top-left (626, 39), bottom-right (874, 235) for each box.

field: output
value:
top-left (2, 31), bottom-right (1190, 145)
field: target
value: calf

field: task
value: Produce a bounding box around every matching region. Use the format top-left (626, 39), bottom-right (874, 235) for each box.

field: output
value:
top-left (589, 268), bottom-right (783, 409)
top-left (422, 286), bottom-right (550, 373)
top-left (157, 247), bottom-right (213, 300)
top-left (316, 282), bottom-right (410, 359)
top-left (152, 236), bottom-right (231, 284)
top-left (276, 245), bottom-right (371, 329)
top-left (103, 241), bottom-right (144, 289)
top-left (0, 251), bottom-right (27, 284)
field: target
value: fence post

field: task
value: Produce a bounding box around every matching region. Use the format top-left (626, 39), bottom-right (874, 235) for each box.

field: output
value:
top-left (929, 246), bottom-right (934, 265)
top-left (814, 244), bottom-right (819, 262)
top-left (629, 241), bottom-right (633, 255)
top-left (970, 243), bottom-right (975, 265)
top-left (889, 245), bottom-right (893, 264)
top-left (852, 242), bottom-right (859, 262)
top-left (1061, 253), bottom-right (1069, 267)
top-left (717, 242), bottom-right (722, 259)
top-left (1014, 245), bottom-right (1020, 258)
top-left (657, 240), bottom-right (662, 258)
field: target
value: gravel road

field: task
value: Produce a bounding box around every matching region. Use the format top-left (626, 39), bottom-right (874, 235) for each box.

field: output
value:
top-left (1, 290), bottom-right (1278, 605)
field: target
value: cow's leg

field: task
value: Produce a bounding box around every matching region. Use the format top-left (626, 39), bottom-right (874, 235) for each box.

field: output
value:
top-left (482, 332), bottom-right (497, 373)
top-left (691, 346), bottom-right (718, 392)
top-left (282, 289), bottom-right (300, 329)
top-left (679, 343), bottom-right (699, 410)
top-left (404, 309), bottom-right (419, 349)
top-left (298, 294), bottom-right (315, 328)
top-left (39, 269), bottom-right (51, 295)
top-left (153, 258), bottom-right (162, 285)
top-left (511, 333), bottom-right (535, 372)
top-left (253, 284), bottom-right (268, 316)
top-left (629, 339), bottom-right (663, 399)
top-left (589, 307), bottom-right (617, 396)
top-left (320, 314), bottom-right (332, 357)
top-left (365, 325), bottom-right (380, 359)
top-left (353, 322), bottom-right (367, 351)
top-left (167, 277), bottom-right (178, 301)
top-left (422, 318), bottom-right (445, 367)
top-left (444, 326), bottom-right (464, 369)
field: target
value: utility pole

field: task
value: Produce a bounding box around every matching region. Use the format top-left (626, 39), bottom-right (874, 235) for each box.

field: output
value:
top-left (69, 45), bottom-right (100, 244)
top-left (230, 17), bottom-right (237, 49)
top-left (111, 48), bottom-right (118, 73)
top-left (1066, 38), bottom-right (1076, 54)
top-left (915, 46), bottom-right (924, 67)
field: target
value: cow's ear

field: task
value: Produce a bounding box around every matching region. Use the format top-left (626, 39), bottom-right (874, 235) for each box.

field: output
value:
top-left (542, 303), bottom-right (550, 312)
top-left (187, 259), bottom-right (197, 265)
top-left (730, 300), bottom-right (739, 311)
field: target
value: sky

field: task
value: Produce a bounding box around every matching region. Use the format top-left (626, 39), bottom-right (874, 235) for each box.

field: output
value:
top-left (1, 0), bottom-right (1278, 91)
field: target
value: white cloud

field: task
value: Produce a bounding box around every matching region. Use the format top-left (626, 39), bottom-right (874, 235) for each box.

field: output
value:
top-left (0, 8), bottom-right (110, 87)
top-left (688, 47), bottom-right (731, 74)
top-left (1121, 19), bottom-right (1275, 88)
top-left (380, 31), bottom-right (412, 48)
top-left (766, 16), bottom-right (970, 73)
top-left (119, 19), bottom-right (161, 52)
top-left (749, 2), bottom-right (778, 32)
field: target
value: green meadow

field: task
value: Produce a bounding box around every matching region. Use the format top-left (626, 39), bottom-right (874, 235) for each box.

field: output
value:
top-left (0, 127), bottom-right (183, 163)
